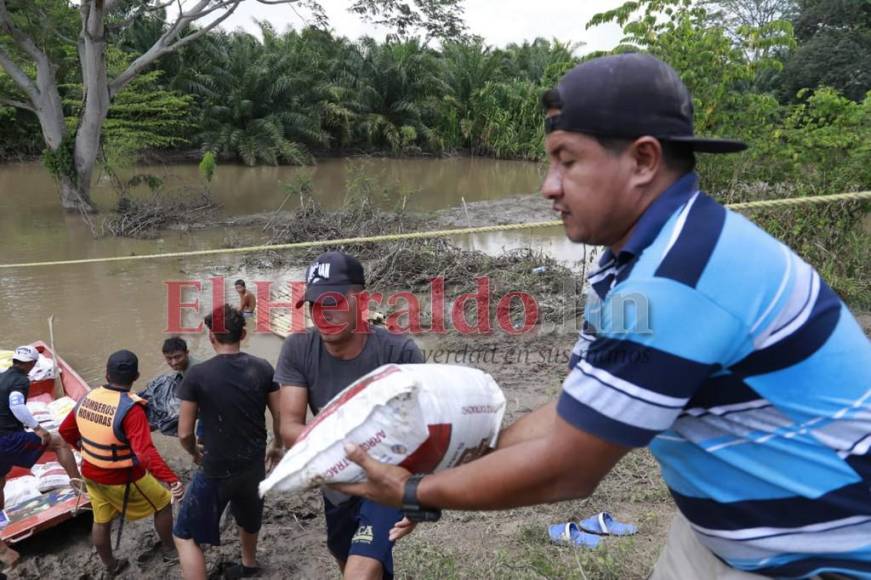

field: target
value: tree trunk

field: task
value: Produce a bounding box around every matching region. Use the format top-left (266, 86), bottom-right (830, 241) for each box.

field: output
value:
top-left (57, 172), bottom-right (96, 213)
top-left (63, 1), bottom-right (110, 215)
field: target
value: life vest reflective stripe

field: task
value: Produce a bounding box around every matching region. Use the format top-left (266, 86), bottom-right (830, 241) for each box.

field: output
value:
top-left (75, 386), bottom-right (145, 470)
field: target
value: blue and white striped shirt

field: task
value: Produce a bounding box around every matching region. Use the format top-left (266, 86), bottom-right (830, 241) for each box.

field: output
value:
top-left (559, 173), bottom-right (871, 578)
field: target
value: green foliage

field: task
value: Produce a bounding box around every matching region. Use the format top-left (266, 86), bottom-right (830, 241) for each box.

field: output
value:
top-left (0, 106), bottom-right (42, 158)
top-left (102, 71), bottom-right (193, 153)
top-left (42, 136), bottom-right (76, 183)
top-left (474, 79), bottom-right (548, 160)
top-left (779, 0), bottom-right (871, 102)
top-left (350, 37), bottom-right (446, 153)
top-left (436, 38), bottom-right (578, 156)
top-left (194, 30), bottom-right (323, 166)
top-left (776, 88), bottom-right (871, 193)
top-left (199, 150), bottom-right (217, 183)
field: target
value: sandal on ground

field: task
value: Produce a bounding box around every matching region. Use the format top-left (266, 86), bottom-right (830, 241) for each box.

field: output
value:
top-left (578, 512), bottom-right (637, 536)
top-left (223, 563), bottom-right (261, 578)
top-left (547, 522), bottom-right (601, 548)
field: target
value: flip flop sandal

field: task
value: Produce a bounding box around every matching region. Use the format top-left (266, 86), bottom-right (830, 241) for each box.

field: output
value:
top-left (578, 512), bottom-right (637, 536)
top-left (547, 522), bottom-right (601, 548)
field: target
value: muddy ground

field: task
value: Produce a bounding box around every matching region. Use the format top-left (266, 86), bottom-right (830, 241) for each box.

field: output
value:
top-left (9, 329), bottom-right (673, 580)
top-left (166, 192), bottom-right (554, 235)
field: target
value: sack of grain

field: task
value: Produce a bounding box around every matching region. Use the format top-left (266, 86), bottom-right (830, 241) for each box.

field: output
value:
top-left (260, 364), bottom-right (505, 497)
top-left (48, 396), bottom-right (77, 424)
top-left (25, 400), bottom-right (50, 422)
top-left (31, 461), bottom-right (70, 493)
top-left (3, 476), bottom-right (41, 506)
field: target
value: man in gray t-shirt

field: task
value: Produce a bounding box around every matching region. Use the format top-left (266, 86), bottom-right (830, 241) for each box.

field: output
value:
top-left (274, 251), bottom-right (423, 580)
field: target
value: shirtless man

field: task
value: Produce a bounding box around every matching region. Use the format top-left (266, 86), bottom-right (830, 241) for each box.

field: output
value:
top-left (235, 280), bottom-right (256, 318)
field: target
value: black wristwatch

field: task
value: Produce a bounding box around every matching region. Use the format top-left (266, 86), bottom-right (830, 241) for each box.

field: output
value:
top-left (401, 474), bottom-right (442, 523)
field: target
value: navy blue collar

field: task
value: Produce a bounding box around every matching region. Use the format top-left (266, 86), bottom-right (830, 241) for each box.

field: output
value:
top-left (595, 172), bottom-right (699, 271)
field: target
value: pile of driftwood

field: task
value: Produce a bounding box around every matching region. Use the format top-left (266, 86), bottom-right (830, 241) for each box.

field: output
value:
top-left (102, 191), bottom-right (217, 238)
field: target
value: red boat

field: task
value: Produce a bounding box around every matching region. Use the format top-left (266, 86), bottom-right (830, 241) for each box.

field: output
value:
top-left (1, 341), bottom-right (91, 544)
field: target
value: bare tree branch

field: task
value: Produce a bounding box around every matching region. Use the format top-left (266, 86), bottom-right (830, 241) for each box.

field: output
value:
top-left (0, 96), bottom-right (35, 112)
top-left (0, 0), bottom-right (52, 65)
top-left (108, 0), bottom-right (298, 96)
top-left (0, 44), bottom-right (38, 104)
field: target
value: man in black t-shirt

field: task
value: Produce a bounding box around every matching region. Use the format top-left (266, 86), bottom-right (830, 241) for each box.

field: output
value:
top-left (173, 306), bottom-right (283, 579)
top-left (275, 251), bottom-right (423, 580)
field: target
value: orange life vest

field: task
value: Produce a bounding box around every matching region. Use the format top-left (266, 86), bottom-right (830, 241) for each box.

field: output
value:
top-left (75, 386), bottom-right (145, 469)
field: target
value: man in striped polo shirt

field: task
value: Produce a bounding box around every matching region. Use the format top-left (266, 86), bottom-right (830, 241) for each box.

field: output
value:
top-left (333, 53), bottom-right (871, 579)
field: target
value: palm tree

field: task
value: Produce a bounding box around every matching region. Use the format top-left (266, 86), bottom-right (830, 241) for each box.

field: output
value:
top-left (349, 37), bottom-right (447, 153)
top-left (496, 38), bottom-right (580, 85)
top-left (439, 40), bottom-right (500, 151)
top-left (196, 31), bottom-right (324, 166)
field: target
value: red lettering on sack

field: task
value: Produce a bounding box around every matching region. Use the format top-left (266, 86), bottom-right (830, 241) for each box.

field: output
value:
top-left (297, 367), bottom-right (402, 442)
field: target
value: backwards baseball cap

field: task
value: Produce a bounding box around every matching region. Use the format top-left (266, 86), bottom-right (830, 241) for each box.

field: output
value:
top-left (544, 53), bottom-right (747, 154)
top-left (13, 345), bottom-right (39, 363)
top-left (296, 251), bottom-right (366, 308)
top-left (106, 349), bottom-right (139, 384)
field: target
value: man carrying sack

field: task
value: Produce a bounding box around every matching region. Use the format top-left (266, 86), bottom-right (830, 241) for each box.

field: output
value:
top-left (330, 54), bottom-right (871, 579)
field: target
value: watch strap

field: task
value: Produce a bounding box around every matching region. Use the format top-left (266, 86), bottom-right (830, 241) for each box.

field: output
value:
top-left (401, 474), bottom-right (441, 522)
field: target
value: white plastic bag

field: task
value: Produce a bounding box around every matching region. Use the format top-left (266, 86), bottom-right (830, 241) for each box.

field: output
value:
top-left (28, 354), bottom-right (59, 382)
top-left (260, 364), bottom-right (506, 497)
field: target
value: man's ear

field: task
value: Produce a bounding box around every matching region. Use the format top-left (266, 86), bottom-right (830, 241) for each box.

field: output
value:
top-left (628, 136), bottom-right (663, 188)
top-left (240, 328), bottom-right (248, 342)
top-left (133, 372), bottom-right (140, 383)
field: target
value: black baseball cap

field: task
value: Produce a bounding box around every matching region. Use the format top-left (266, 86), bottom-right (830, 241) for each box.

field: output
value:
top-left (106, 349), bottom-right (139, 384)
top-left (544, 53), bottom-right (747, 154)
top-left (296, 251), bottom-right (366, 308)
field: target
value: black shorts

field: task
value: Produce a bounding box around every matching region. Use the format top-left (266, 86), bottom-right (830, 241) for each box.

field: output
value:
top-left (173, 462), bottom-right (265, 546)
top-left (324, 494), bottom-right (403, 579)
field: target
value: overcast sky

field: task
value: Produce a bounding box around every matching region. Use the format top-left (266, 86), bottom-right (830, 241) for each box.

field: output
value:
top-left (210, 1), bottom-right (626, 54)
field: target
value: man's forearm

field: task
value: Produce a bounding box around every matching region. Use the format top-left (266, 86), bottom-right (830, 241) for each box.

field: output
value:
top-left (416, 437), bottom-right (594, 511)
top-left (496, 401), bottom-right (557, 450)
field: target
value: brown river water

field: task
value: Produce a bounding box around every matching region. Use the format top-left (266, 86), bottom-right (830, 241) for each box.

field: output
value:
top-left (0, 157), bottom-right (585, 393)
